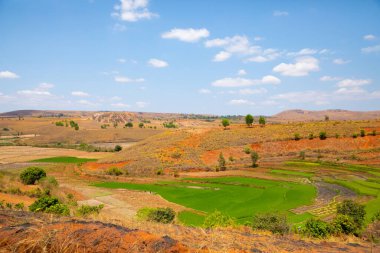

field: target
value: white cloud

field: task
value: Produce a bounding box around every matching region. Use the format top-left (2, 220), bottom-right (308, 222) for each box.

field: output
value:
top-left (213, 51), bottom-right (231, 62)
top-left (246, 48), bottom-right (282, 62)
top-left (136, 101), bottom-right (148, 108)
top-left (273, 56), bottom-right (320, 76)
top-left (71, 91), bottom-right (90, 97)
top-left (246, 56), bottom-right (270, 62)
top-left (254, 36), bottom-right (264, 41)
top-left (162, 28), bottom-right (209, 42)
top-left (238, 88), bottom-right (267, 95)
top-left (361, 44), bottom-right (380, 53)
top-left (363, 34), bottom-right (376, 41)
top-left (287, 48), bottom-right (318, 57)
top-left (198, 88), bottom-right (211, 94)
top-left (229, 99), bottom-right (255, 105)
top-left (335, 87), bottom-right (367, 95)
top-left (237, 69), bottom-right (247, 76)
top-left (0, 71), bottom-right (19, 79)
top-left (148, 58), bottom-right (168, 68)
top-left (17, 90), bottom-right (52, 96)
top-left (320, 76), bottom-right (341, 81)
top-left (212, 75), bottom-right (280, 87)
top-left (333, 58), bottom-right (350, 65)
top-left (114, 76), bottom-right (145, 83)
top-left (112, 0), bottom-right (157, 22)
top-left (118, 58), bottom-right (127, 63)
top-left (38, 83), bottom-right (54, 90)
top-left (261, 75), bottom-right (281, 85)
top-left (337, 79), bottom-right (371, 88)
top-left (111, 102), bottom-right (131, 108)
top-left (273, 10), bottom-right (289, 16)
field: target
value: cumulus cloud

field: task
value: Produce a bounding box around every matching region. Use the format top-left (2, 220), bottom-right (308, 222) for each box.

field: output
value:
top-left (198, 88), bottom-right (211, 94)
top-left (363, 34), bottom-right (376, 41)
top-left (273, 10), bottom-right (289, 16)
top-left (361, 44), bottom-right (380, 53)
top-left (0, 71), bottom-right (19, 79)
top-left (112, 0), bottom-right (157, 22)
top-left (337, 79), bottom-right (371, 88)
top-left (320, 76), bottom-right (341, 81)
top-left (229, 99), bottom-right (255, 105)
top-left (71, 91), bottom-right (90, 97)
top-left (333, 58), bottom-right (350, 65)
top-left (162, 28), bottom-right (209, 42)
top-left (114, 76), bottom-right (145, 83)
top-left (212, 75), bottom-right (280, 87)
top-left (148, 58), bottom-right (168, 68)
top-left (273, 56), bottom-right (320, 76)
top-left (213, 51), bottom-right (231, 62)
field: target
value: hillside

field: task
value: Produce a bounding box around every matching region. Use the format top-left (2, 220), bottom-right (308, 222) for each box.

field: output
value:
top-left (273, 109), bottom-right (380, 122)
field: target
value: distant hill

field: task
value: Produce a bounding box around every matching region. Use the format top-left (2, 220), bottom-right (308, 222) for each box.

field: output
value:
top-left (273, 109), bottom-right (380, 122)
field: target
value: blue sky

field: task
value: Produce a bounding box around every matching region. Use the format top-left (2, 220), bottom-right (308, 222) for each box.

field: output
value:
top-left (0, 0), bottom-right (379, 115)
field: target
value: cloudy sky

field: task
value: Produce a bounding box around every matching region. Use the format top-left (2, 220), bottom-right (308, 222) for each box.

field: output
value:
top-left (0, 0), bottom-right (379, 115)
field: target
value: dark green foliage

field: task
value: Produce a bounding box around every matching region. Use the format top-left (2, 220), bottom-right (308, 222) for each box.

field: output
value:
top-left (14, 203), bottom-right (25, 210)
top-left (251, 151), bottom-right (259, 167)
top-left (77, 204), bottom-right (104, 217)
top-left (243, 146), bottom-right (251, 154)
top-left (294, 133), bottom-right (301, 141)
top-left (46, 203), bottom-right (70, 215)
top-left (221, 118), bottom-right (230, 129)
top-left (69, 120), bottom-right (79, 130)
top-left (352, 133), bottom-right (358, 138)
top-left (218, 152), bottom-right (226, 171)
top-left (106, 167), bottom-right (123, 176)
top-left (138, 122), bottom-right (144, 128)
top-left (308, 133), bottom-right (315, 140)
top-left (156, 168), bottom-right (164, 175)
top-left (337, 200), bottom-right (366, 229)
top-left (163, 122), bottom-right (177, 128)
top-left (125, 122), bottom-right (133, 128)
top-left (29, 196), bottom-right (69, 215)
top-left (245, 114), bottom-right (254, 127)
top-left (147, 207), bottom-right (175, 224)
top-left (20, 167), bottom-right (46, 185)
top-left (303, 218), bottom-right (331, 238)
top-left (319, 131), bottom-right (327, 140)
top-left (55, 121), bottom-right (64, 126)
top-left (258, 116), bottom-right (266, 126)
top-left (332, 214), bottom-right (357, 235)
top-left (252, 213), bottom-right (289, 235)
top-left (360, 129), bottom-right (366, 137)
top-left (203, 210), bottom-right (235, 228)
top-left (114, 145), bottom-right (122, 152)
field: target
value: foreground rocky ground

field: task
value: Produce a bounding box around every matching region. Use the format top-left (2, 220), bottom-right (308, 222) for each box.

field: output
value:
top-left (0, 210), bottom-right (376, 253)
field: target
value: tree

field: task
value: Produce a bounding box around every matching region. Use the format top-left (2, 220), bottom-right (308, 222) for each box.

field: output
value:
top-left (360, 129), bottom-right (366, 137)
top-left (319, 131), bottom-right (327, 140)
top-left (251, 151), bottom-right (259, 167)
top-left (337, 200), bottom-right (366, 229)
top-left (221, 118), bottom-right (230, 129)
top-left (324, 115), bottom-right (330, 121)
top-left (245, 114), bottom-right (254, 127)
top-left (114, 145), bottom-right (122, 152)
top-left (138, 122), bottom-right (144, 128)
top-left (258, 116), bottom-right (266, 126)
top-left (20, 167), bottom-right (46, 185)
top-left (218, 152), bottom-right (226, 171)
top-left (125, 122), bottom-right (133, 128)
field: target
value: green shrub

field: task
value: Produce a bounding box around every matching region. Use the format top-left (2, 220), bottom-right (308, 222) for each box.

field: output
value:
top-left (137, 207), bottom-right (175, 224)
top-left (106, 167), bottom-right (123, 176)
top-left (332, 214), bottom-right (357, 235)
top-left (114, 145), bottom-right (122, 152)
top-left (218, 152), bottom-right (226, 171)
top-left (319, 132), bottom-right (327, 140)
top-left (308, 133), bottom-right (314, 140)
top-left (125, 122), bottom-right (133, 128)
top-left (203, 210), bottom-right (235, 228)
top-left (136, 207), bottom-right (154, 220)
top-left (55, 121), bottom-right (64, 126)
top-left (360, 129), bottom-right (366, 137)
top-left (337, 200), bottom-right (365, 229)
top-left (29, 196), bottom-right (69, 215)
top-left (221, 118), bottom-right (230, 129)
top-left (352, 133), bottom-right (358, 138)
top-left (163, 122), bottom-right (177, 128)
top-left (14, 202), bottom-right (25, 210)
top-left (258, 116), bottom-right (266, 126)
top-left (46, 203), bottom-right (70, 216)
top-left (138, 123), bottom-right (144, 128)
top-left (251, 151), bottom-right (259, 168)
top-left (76, 204), bottom-right (104, 217)
top-left (20, 167), bottom-right (46, 185)
top-left (303, 218), bottom-right (331, 238)
top-left (243, 146), bottom-right (251, 154)
top-left (245, 114), bottom-right (254, 127)
top-left (252, 213), bottom-right (289, 235)
top-left (294, 133), bottom-right (301, 141)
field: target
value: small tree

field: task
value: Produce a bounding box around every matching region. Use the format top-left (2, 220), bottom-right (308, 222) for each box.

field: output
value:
top-left (114, 145), bottom-right (122, 152)
top-left (324, 115), bottom-right (329, 121)
top-left (125, 122), bottom-right (133, 128)
top-left (251, 151), bottom-right (259, 167)
top-left (20, 167), bottom-right (46, 185)
top-left (245, 114), bottom-right (254, 127)
top-left (337, 200), bottom-right (366, 229)
top-left (319, 131), bottom-right (327, 140)
top-left (139, 122), bottom-right (144, 128)
top-left (218, 152), bottom-right (226, 171)
top-left (360, 129), bottom-right (366, 137)
top-left (221, 118), bottom-right (230, 129)
top-left (294, 133), bottom-right (301, 141)
top-left (258, 116), bottom-right (266, 126)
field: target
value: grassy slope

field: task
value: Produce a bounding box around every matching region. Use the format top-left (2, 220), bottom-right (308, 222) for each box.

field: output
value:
top-left (94, 177), bottom-right (316, 225)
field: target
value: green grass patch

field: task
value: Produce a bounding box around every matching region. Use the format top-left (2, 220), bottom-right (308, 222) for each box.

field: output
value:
top-left (270, 169), bottom-right (314, 178)
top-left (324, 179), bottom-right (379, 196)
top-left (94, 177), bottom-right (316, 226)
top-left (284, 161), bottom-right (320, 167)
top-left (31, 156), bottom-right (97, 163)
top-left (178, 211), bottom-right (205, 226)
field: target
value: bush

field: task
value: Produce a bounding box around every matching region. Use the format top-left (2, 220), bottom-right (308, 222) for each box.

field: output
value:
top-left (46, 203), bottom-right (70, 215)
top-left (337, 200), bottom-right (366, 229)
top-left (114, 145), bottom-right (122, 152)
top-left (371, 130), bottom-right (377, 136)
top-left (203, 210), bottom-right (235, 228)
top-left (308, 133), bottom-right (315, 140)
top-left (243, 146), bottom-right (251, 154)
top-left (76, 204), bottom-right (104, 217)
top-left (294, 133), bottom-right (301, 141)
top-left (303, 218), bottom-right (331, 238)
top-left (251, 151), bottom-right (259, 167)
top-left (360, 129), bottom-right (366, 137)
top-left (352, 133), bottom-right (358, 138)
top-left (319, 132), bottom-right (327, 140)
top-left (125, 122), bottom-right (133, 128)
top-left (138, 123), bottom-right (144, 128)
top-left (258, 116), bottom-right (266, 126)
top-left (106, 167), bottom-right (123, 176)
top-left (163, 122), bottom-right (177, 128)
top-left (221, 118), bottom-right (230, 129)
top-left (137, 207), bottom-right (175, 224)
top-left (218, 153), bottom-right (226, 171)
top-left (245, 114), bottom-right (254, 127)
top-left (20, 167), bottom-right (46, 185)
top-left (372, 211), bottom-right (380, 222)
top-left (29, 196), bottom-right (69, 215)
top-left (156, 168), bottom-right (164, 175)
top-left (55, 121), bottom-right (64, 126)
top-left (332, 214), bottom-right (357, 235)
top-left (14, 202), bottom-right (25, 210)
top-left (252, 213), bottom-right (289, 235)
